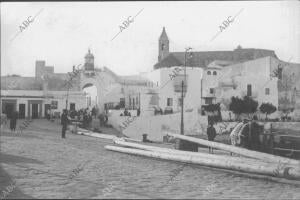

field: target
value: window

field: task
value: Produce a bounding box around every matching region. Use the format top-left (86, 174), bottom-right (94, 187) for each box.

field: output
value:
top-left (51, 101), bottom-right (58, 109)
top-left (167, 98), bottom-right (173, 106)
top-left (87, 97), bottom-right (91, 107)
top-left (213, 71), bottom-right (217, 75)
top-left (247, 84), bottom-right (252, 96)
top-left (265, 88), bottom-right (270, 95)
top-left (161, 44), bottom-right (165, 50)
top-left (210, 88), bottom-right (214, 94)
top-left (207, 71), bottom-right (211, 75)
top-left (205, 98), bottom-right (213, 105)
top-left (120, 98), bottom-right (125, 108)
top-left (70, 103), bottom-right (75, 110)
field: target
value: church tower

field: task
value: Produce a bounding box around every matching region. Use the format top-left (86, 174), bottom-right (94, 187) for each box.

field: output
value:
top-left (158, 27), bottom-right (169, 62)
top-left (84, 49), bottom-right (95, 71)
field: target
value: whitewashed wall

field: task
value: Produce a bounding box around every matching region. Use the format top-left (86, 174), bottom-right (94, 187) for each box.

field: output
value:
top-left (216, 57), bottom-right (279, 112)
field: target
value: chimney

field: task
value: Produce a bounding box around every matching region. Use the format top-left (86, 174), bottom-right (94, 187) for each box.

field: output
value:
top-left (73, 65), bottom-right (75, 72)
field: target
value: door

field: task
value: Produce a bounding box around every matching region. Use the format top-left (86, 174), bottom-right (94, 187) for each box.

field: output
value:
top-left (32, 104), bottom-right (39, 119)
top-left (133, 98), bottom-right (135, 110)
top-left (70, 103), bottom-right (75, 111)
top-left (19, 104), bottom-right (25, 119)
top-left (45, 104), bottom-right (50, 118)
top-left (247, 84), bottom-right (252, 96)
top-left (5, 103), bottom-right (15, 119)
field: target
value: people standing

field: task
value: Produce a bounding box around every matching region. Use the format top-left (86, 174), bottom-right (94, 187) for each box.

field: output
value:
top-left (46, 109), bottom-right (51, 120)
top-left (249, 115), bottom-right (261, 151)
top-left (239, 119), bottom-right (251, 149)
top-left (83, 111), bottom-right (88, 128)
top-left (10, 110), bottom-right (18, 133)
top-left (206, 122), bottom-right (217, 154)
top-left (124, 108), bottom-right (129, 116)
top-left (98, 112), bottom-right (104, 127)
top-left (137, 107), bottom-right (141, 117)
top-left (61, 109), bottom-right (70, 139)
top-left (92, 107), bottom-right (96, 119)
top-left (230, 121), bottom-right (244, 147)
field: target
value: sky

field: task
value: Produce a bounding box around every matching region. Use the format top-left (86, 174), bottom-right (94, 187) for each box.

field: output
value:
top-left (1, 1), bottom-right (300, 77)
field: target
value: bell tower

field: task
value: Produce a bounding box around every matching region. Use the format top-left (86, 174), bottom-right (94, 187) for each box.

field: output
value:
top-left (158, 27), bottom-right (169, 62)
top-left (84, 49), bottom-right (95, 71)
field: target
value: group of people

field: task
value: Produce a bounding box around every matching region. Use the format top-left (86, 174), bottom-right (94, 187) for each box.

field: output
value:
top-left (98, 112), bottom-right (108, 127)
top-left (120, 108), bottom-right (141, 117)
top-left (60, 107), bottom-right (111, 138)
top-left (229, 116), bottom-right (262, 151)
top-left (120, 108), bottom-right (131, 117)
top-left (60, 108), bottom-right (94, 138)
top-left (206, 116), bottom-right (262, 154)
top-left (0, 111), bottom-right (19, 133)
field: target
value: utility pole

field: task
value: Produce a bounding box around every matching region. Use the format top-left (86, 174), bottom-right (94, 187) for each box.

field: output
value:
top-left (65, 66), bottom-right (75, 110)
top-left (180, 80), bottom-right (184, 135)
top-left (65, 82), bottom-right (70, 110)
top-left (139, 92), bottom-right (141, 109)
top-left (180, 47), bottom-right (192, 135)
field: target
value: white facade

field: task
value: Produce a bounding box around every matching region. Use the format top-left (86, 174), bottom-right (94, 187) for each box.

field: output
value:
top-left (215, 57), bottom-right (279, 109)
top-left (1, 89), bottom-right (87, 118)
top-left (143, 66), bottom-right (204, 112)
top-left (202, 63), bottom-right (223, 105)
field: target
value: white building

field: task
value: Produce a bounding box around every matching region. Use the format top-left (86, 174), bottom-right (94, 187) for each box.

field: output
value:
top-left (142, 67), bottom-right (203, 112)
top-left (145, 27), bottom-right (300, 119)
top-left (1, 62), bottom-right (87, 119)
top-left (203, 56), bottom-right (300, 120)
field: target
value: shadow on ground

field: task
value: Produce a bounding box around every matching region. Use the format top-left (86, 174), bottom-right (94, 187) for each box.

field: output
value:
top-left (0, 165), bottom-right (34, 199)
top-left (0, 153), bottom-right (43, 165)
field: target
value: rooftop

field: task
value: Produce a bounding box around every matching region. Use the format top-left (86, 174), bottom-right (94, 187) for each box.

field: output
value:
top-left (154, 48), bottom-right (278, 69)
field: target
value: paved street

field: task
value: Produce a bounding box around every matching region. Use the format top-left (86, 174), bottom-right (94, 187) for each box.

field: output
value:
top-left (1, 119), bottom-right (300, 199)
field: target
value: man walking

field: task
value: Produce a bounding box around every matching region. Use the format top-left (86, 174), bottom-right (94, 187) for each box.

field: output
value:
top-left (61, 109), bottom-right (70, 139)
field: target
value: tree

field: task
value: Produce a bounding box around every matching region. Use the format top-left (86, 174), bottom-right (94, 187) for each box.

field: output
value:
top-left (203, 103), bottom-right (222, 123)
top-left (243, 96), bottom-right (258, 117)
top-left (229, 96), bottom-right (258, 119)
top-left (259, 103), bottom-right (277, 120)
top-left (229, 96), bottom-right (243, 118)
top-left (203, 103), bottom-right (220, 112)
top-left (278, 97), bottom-right (294, 120)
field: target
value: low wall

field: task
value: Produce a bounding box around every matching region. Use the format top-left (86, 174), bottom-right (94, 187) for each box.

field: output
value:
top-left (108, 109), bottom-right (239, 142)
top-left (266, 122), bottom-right (300, 136)
top-left (108, 109), bottom-right (300, 142)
